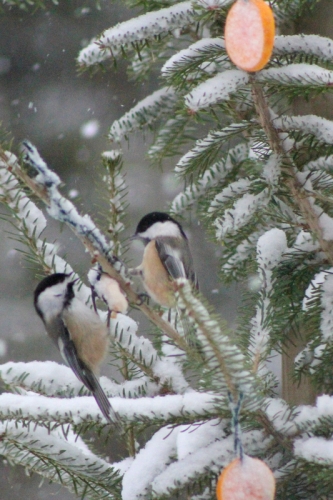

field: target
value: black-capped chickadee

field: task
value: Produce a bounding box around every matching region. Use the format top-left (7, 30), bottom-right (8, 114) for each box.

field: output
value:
top-left (34, 273), bottom-right (119, 425)
top-left (131, 212), bottom-right (198, 308)
top-left (89, 265), bottom-right (128, 326)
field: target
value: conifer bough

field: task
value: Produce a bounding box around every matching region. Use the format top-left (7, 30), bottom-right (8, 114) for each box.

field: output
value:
top-left (225, 0), bottom-right (275, 72)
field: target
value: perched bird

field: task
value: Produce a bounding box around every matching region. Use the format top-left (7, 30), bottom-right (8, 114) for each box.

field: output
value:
top-left (89, 265), bottom-right (128, 326)
top-left (34, 273), bottom-right (119, 425)
top-left (131, 212), bottom-right (198, 308)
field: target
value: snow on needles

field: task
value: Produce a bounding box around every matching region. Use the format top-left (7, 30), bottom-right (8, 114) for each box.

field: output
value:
top-left (21, 141), bottom-right (128, 278)
top-left (161, 37), bottom-right (225, 76)
top-left (185, 69), bottom-right (249, 111)
top-left (295, 436), bottom-right (333, 465)
top-left (78, 2), bottom-right (194, 67)
top-left (249, 229), bottom-right (287, 371)
top-left (0, 391), bottom-right (218, 425)
top-left (258, 63), bottom-right (333, 87)
top-left (0, 420), bottom-right (114, 477)
top-left (109, 87), bottom-right (177, 142)
top-left (274, 114), bottom-right (333, 144)
top-left (122, 426), bottom-right (179, 500)
top-left (274, 34), bottom-right (333, 63)
top-left (0, 151), bottom-right (46, 239)
top-left (0, 151), bottom-right (78, 282)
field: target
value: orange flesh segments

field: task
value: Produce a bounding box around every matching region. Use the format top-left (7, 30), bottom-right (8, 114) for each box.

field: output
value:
top-left (225, 0), bottom-right (275, 72)
top-left (216, 457), bottom-right (276, 500)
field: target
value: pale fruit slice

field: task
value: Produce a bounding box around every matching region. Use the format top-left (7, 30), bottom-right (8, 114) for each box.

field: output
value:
top-left (216, 456), bottom-right (276, 500)
top-left (225, 0), bottom-right (275, 72)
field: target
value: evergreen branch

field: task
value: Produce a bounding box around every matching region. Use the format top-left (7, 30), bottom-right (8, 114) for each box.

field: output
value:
top-left (175, 280), bottom-right (262, 409)
top-left (212, 187), bottom-right (271, 240)
top-left (251, 77), bottom-right (333, 266)
top-left (78, 1), bottom-right (195, 68)
top-left (0, 422), bottom-right (121, 500)
top-left (170, 143), bottom-right (248, 215)
top-left (147, 114), bottom-right (195, 165)
top-left (111, 317), bottom-right (190, 393)
top-left (249, 229), bottom-right (288, 374)
top-left (0, 391), bottom-right (223, 426)
top-left (0, 144), bottom-right (191, 353)
top-left (161, 38), bottom-right (230, 89)
top-left (258, 63), bottom-right (333, 88)
top-left (0, 361), bottom-right (159, 400)
top-left (0, 151), bottom-right (79, 280)
top-left (192, 0), bottom-right (232, 9)
top-left (184, 69), bottom-right (249, 112)
top-left (274, 113), bottom-right (333, 145)
top-left (152, 428), bottom-right (274, 498)
top-left (109, 87), bottom-right (178, 142)
top-left (220, 231), bottom-right (263, 280)
top-left (273, 34), bottom-right (333, 65)
top-left (101, 150), bottom-right (127, 258)
top-left (175, 122), bottom-right (251, 178)
top-left (273, 0), bottom-right (319, 24)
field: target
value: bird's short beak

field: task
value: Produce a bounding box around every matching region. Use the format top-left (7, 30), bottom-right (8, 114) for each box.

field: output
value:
top-left (129, 234), bottom-right (138, 241)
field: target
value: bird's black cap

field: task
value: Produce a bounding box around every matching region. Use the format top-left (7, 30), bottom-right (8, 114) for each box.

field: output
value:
top-left (135, 212), bottom-right (186, 238)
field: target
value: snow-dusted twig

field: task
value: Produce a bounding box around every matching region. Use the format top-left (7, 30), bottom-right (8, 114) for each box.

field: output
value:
top-left (78, 2), bottom-right (195, 68)
top-left (0, 421), bottom-right (119, 500)
top-left (249, 229), bottom-right (288, 373)
top-left (175, 279), bottom-right (261, 410)
top-left (109, 87), bottom-right (177, 142)
top-left (0, 390), bottom-right (221, 426)
top-left (1, 144), bottom-right (190, 353)
top-left (251, 76), bottom-right (333, 266)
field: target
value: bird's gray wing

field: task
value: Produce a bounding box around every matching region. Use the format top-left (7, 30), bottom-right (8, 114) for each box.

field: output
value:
top-left (47, 318), bottom-right (118, 425)
top-left (155, 237), bottom-right (198, 287)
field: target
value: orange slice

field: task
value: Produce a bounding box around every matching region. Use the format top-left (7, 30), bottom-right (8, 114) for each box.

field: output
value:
top-left (225, 0), bottom-right (275, 72)
top-left (216, 457), bottom-right (276, 500)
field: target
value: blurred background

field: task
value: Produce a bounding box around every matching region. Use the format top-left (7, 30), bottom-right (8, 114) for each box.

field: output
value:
top-left (0, 0), bottom-right (330, 498)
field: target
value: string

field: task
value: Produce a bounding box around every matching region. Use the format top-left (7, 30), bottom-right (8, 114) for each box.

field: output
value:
top-left (228, 391), bottom-right (244, 461)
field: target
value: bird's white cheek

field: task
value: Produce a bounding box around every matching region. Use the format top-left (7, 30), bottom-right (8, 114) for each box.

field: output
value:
top-left (37, 292), bottom-right (64, 323)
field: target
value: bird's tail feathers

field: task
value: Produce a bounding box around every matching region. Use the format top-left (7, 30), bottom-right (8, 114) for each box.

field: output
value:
top-left (84, 368), bottom-right (121, 429)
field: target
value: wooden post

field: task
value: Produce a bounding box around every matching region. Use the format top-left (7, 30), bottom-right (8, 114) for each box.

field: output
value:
top-left (282, 333), bottom-right (316, 406)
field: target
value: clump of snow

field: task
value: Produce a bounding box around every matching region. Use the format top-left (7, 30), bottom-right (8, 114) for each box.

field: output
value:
top-left (249, 230), bottom-right (287, 371)
top-left (213, 190), bottom-right (270, 239)
top-left (185, 70), bottom-right (249, 111)
top-left (295, 436), bottom-right (333, 465)
top-left (122, 426), bottom-right (179, 500)
top-left (102, 150), bottom-right (122, 160)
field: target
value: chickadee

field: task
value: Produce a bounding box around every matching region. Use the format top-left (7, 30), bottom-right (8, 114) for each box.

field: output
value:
top-left (34, 273), bottom-right (119, 425)
top-left (131, 212), bottom-right (198, 308)
top-left (88, 265), bottom-right (128, 326)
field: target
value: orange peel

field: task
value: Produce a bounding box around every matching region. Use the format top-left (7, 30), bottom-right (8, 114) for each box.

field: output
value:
top-left (225, 0), bottom-right (275, 72)
top-left (216, 457), bottom-right (276, 500)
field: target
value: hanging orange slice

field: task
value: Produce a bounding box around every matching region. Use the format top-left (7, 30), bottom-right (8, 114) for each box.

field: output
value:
top-left (216, 457), bottom-right (276, 500)
top-left (225, 0), bottom-right (275, 72)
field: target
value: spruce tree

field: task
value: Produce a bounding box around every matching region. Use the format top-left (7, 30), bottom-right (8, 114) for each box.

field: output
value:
top-left (1, 0), bottom-right (333, 499)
